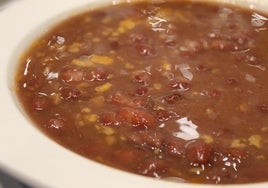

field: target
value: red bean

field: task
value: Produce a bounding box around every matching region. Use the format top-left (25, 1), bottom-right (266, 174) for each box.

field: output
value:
top-left (46, 118), bottom-right (66, 130)
top-left (107, 91), bottom-right (150, 108)
top-left (207, 90), bottom-right (221, 98)
top-left (110, 41), bottom-right (120, 49)
top-left (165, 39), bottom-right (177, 48)
top-left (23, 74), bottom-right (44, 91)
top-left (135, 86), bottom-right (148, 96)
top-left (196, 64), bottom-right (211, 72)
top-left (130, 33), bottom-right (156, 57)
top-left (60, 66), bottom-right (84, 83)
top-left (258, 104), bottom-right (268, 113)
top-left (60, 87), bottom-right (81, 100)
top-left (118, 108), bottom-right (156, 129)
top-left (227, 148), bottom-right (248, 160)
top-left (156, 110), bottom-right (172, 121)
top-left (164, 139), bottom-right (185, 157)
top-left (164, 93), bottom-right (183, 104)
top-left (84, 67), bottom-right (109, 81)
top-left (132, 71), bottom-right (151, 85)
top-left (185, 142), bottom-right (212, 164)
top-left (127, 130), bottom-right (164, 148)
top-left (32, 95), bottom-right (50, 111)
top-left (100, 112), bottom-right (119, 126)
top-left (170, 80), bottom-right (191, 91)
top-left (138, 159), bottom-right (169, 177)
top-left (130, 33), bottom-right (147, 43)
top-left (92, 68), bottom-right (109, 81)
top-left (211, 39), bottom-right (237, 51)
top-left (226, 78), bottom-right (238, 85)
top-left (180, 40), bottom-right (204, 54)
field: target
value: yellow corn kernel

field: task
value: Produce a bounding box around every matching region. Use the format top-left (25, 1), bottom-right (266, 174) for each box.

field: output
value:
top-left (89, 96), bottom-right (105, 106)
top-left (95, 124), bottom-right (101, 130)
top-left (51, 93), bottom-right (61, 105)
top-left (162, 63), bottom-right (172, 71)
top-left (72, 59), bottom-right (94, 67)
top-left (77, 120), bottom-right (85, 127)
top-left (85, 114), bottom-right (99, 122)
top-left (201, 134), bottom-right (214, 144)
top-left (125, 63), bottom-right (135, 69)
top-left (95, 82), bottom-right (112, 93)
top-left (102, 127), bottom-right (115, 136)
top-left (68, 42), bottom-right (83, 53)
top-left (92, 37), bottom-right (100, 42)
top-left (105, 135), bottom-right (117, 146)
top-left (231, 139), bottom-right (247, 148)
top-left (153, 148), bottom-right (161, 155)
top-left (248, 135), bottom-right (261, 148)
top-left (153, 83), bottom-right (162, 90)
top-left (90, 54), bottom-right (114, 65)
top-left (81, 107), bottom-right (91, 113)
top-left (119, 19), bottom-right (136, 31)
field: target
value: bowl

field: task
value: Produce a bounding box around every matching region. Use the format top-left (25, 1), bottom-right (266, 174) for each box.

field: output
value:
top-left (0, 0), bottom-right (268, 187)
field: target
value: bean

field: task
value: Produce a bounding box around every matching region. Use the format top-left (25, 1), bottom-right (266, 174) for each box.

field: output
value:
top-left (118, 108), bottom-right (156, 129)
top-left (60, 87), bottom-right (81, 100)
top-left (32, 95), bottom-right (50, 111)
top-left (185, 142), bottom-right (212, 164)
top-left (60, 66), bottom-right (84, 83)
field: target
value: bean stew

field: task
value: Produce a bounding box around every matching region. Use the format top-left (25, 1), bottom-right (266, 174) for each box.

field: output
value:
top-left (15, 0), bottom-right (268, 184)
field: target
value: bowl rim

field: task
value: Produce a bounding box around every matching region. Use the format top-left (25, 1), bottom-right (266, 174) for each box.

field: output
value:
top-left (0, 0), bottom-right (268, 187)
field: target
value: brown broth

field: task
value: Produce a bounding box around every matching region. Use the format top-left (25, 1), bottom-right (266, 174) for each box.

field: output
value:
top-left (15, 0), bottom-right (268, 184)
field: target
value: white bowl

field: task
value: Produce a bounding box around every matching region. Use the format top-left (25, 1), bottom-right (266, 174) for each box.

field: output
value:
top-left (0, 0), bottom-right (268, 187)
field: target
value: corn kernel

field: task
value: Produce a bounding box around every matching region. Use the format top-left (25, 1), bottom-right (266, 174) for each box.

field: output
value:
top-left (68, 42), bottom-right (83, 53)
top-left (72, 59), bottom-right (94, 67)
top-left (162, 63), bottom-right (172, 71)
top-left (153, 83), bottom-right (162, 90)
top-left (85, 114), bottom-right (99, 122)
top-left (248, 135), bottom-right (261, 148)
top-left (201, 134), bottom-right (214, 144)
top-left (125, 63), bottom-right (135, 69)
top-left (90, 54), bottom-right (114, 65)
top-left (95, 82), bottom-right (112, 93)
top-left (231, 139), bottom-right (247, 148)
top-left (105, 136), bottom-right (117, 146)
top-left (102, 127), bottom-right (115, 136)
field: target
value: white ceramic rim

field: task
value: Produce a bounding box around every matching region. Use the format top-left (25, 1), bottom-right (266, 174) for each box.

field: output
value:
top-left (0, 0), bottom-right (268, 187)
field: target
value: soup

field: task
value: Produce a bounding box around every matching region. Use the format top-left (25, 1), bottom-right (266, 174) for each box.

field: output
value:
top-left (15, 0), bottom-right (268, 184)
